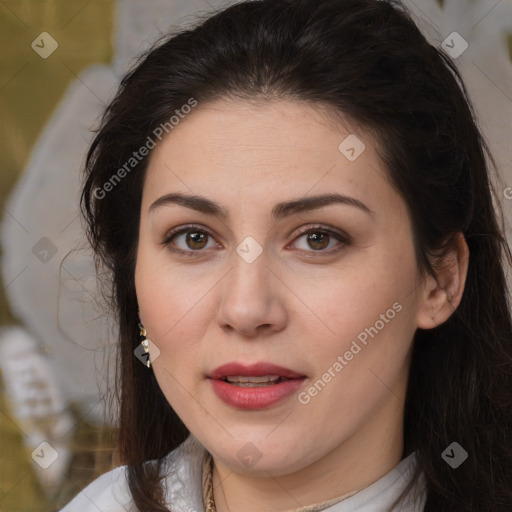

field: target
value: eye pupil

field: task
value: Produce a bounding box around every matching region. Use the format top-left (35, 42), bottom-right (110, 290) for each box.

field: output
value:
top-left (187, 231), bottom-right (207, 249)
top-left (307, 232), bottom-right (329, 250)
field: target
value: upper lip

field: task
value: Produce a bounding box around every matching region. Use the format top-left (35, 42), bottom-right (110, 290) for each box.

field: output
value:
top-left (208, 362), bottom-right (306, 380)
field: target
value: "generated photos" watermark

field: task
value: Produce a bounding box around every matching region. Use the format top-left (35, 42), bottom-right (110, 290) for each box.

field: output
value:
top-left (298, 302), bottom-right (403, 404)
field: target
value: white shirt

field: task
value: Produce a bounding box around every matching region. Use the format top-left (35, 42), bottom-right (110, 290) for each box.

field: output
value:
top-left (59, 434), bottom-right (427, 512)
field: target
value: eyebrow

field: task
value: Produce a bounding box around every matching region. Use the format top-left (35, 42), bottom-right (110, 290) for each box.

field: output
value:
top-left (148, 192), bottom-right (374, 220)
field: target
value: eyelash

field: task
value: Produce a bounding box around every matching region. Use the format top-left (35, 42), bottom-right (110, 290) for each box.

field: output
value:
top-left (161, 224), bottom-right (351, 258)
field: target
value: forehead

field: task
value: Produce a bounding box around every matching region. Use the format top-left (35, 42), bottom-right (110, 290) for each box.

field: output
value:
top-left (142, 98), bottom-right (395, 216)
top-left (151, 98), bottom-right (371, 157)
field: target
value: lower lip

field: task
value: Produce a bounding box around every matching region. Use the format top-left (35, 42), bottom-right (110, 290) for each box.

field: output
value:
top-left (209, 378), bottom-right (306, 409)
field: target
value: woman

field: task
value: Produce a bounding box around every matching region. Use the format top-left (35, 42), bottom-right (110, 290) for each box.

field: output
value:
top-left (59, 0), bottom-right (512, 510)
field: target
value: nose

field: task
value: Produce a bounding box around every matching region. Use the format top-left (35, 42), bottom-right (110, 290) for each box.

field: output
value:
top-left (216, 248), bottom-right (288, 338)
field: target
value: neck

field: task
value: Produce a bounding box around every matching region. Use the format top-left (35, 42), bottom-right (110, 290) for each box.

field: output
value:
top-left (211, 394), bottom-right (405, 512)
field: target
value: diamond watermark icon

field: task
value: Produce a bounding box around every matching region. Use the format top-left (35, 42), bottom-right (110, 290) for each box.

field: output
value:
top-left (338, 134), bottom-right (366, 162)
top-left (31, 441), bottom-right (58, 469)
top-left (32, 237), bottom-right (58, 263)
top-left (237, 442), bottom-right (263, 467)
top-left (236, 236), bottom-right (263, 264)
top-left (31, 32), bottom-right (59, 59)
top-left (134, 338), bottom-right (161, 366)
top-left (441, 442), bottom-right (468, 469)
top-left (441, 32), bottom-right (468, 59)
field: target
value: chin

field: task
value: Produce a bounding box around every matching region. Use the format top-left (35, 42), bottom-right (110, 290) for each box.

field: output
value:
top-left (201, 432), bottom-right (314, 475)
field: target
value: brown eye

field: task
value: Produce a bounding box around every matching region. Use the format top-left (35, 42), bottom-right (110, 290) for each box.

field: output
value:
top-left (306, 232), bottom-right (330, 251)
top-left (162, 225), bottom-right (217, 256)
top-left (292, 226), bottom-right (350, 255)
top-left (186, 231), bottom-right (208, 250)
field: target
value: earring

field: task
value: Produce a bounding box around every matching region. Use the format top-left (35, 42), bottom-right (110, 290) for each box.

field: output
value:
top-left (138, 322), bottom-right (151, 368)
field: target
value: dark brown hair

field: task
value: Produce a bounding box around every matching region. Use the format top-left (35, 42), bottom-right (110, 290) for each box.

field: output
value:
top-left (80, 0), bottom-right (512, 510)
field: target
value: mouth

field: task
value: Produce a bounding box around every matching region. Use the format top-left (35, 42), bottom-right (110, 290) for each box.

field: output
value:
top-left (208, 361), bottom-right (306, 383)
top-left (218, 375), bottom-right (293, 387)
top-left (207, 362), bottom-right (307, 410)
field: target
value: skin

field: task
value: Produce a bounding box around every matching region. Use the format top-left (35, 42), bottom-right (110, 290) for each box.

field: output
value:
top-left (135, 98), bottom-right (468, 512)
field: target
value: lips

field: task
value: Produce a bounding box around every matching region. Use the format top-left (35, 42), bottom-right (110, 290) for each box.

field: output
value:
top-left (208, 362), bottom-right (307, 409)
top-left (208, 362), bottom-right (305, 381)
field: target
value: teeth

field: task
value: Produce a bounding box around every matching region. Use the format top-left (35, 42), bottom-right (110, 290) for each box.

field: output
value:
top-left (225, 375), bottom-right (282, 383)
top-left (229, 382), bottom-right (278, 387)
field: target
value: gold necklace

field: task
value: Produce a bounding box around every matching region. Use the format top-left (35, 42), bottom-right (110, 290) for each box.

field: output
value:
top-left (202, 451), bottom-right (216, 512)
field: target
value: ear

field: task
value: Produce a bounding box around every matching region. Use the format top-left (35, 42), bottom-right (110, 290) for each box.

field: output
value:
top-left (416, 232), bottom-right (469, 329)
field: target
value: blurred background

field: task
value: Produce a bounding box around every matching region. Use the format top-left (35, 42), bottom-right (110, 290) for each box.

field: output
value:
top-left (0, 0), bottom-right (510, 511)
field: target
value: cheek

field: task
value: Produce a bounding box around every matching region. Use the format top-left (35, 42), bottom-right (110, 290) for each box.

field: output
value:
top-left (298, 301), bottom-right (415, 440)
top-left (135, 251), bottom-right (213, 372)
top-left (299, 248), bottom-right (420, 400)
top-left (136, 241), bottom-right (189, 328)
top-left (312, 256), bottom-right (418, 341)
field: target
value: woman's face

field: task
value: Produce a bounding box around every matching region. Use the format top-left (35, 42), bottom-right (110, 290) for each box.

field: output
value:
top-left (135, 98), bottom-right (430, 477)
